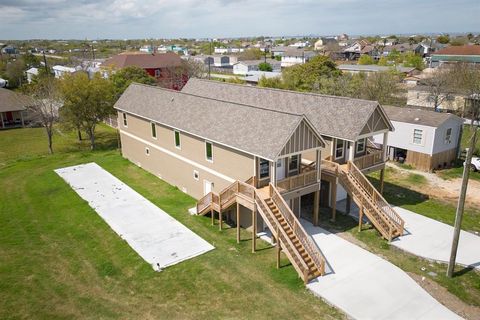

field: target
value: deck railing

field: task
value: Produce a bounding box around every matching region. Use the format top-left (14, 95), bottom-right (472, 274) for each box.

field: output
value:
top-left (353, 148), bottom-right (384, 171)
top-left (276, 170), bottom-right (317, 193)
top-left (269, 184), bottom-right (326, 276)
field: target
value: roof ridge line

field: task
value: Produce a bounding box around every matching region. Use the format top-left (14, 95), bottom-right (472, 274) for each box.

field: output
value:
top-left (191, 78), bottom-right (379, 104)
top-left (129, 82), bottom-right (305, 118)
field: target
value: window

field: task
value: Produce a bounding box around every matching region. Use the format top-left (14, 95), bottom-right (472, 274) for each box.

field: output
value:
top-left (445, 128), bottom-right (452, 144)
top-left (151, 123), bottom-right (157, 139)
top-left (335, 139), bottom-right (345, 159)
top-left (259, 159), bottom-right (270, 179)
top-left (289, 154), bottom-right (299, 172)
top-left (193, 170), bottom-right (199, 181)
top-left (123, 113), bottom-right (127, 126)
top-left (174, 130), bottom-right (181, 148)
top-left (205, 141), bottom-right (213, 162)
top-left (356, 138), bottom-right (366, 153)
top-left (413, 129), bottom-right (423, 145)
top-left (155, 69), bottom-right (161, 77)
top-left (145, 147), bottom-right (150, 156)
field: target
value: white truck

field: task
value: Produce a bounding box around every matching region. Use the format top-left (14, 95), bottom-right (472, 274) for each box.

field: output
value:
top-left (468, 157), bottom-right (480, 172)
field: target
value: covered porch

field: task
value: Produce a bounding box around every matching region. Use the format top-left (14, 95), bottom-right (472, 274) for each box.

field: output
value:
top-left (0, 110), bottom-right (26, 129)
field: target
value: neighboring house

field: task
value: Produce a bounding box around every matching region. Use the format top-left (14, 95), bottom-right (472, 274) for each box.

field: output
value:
top-left (26, 67), bottom-right (39, 83)
top-left (214, 47), bottom-right (244, 54)
top-left (414, 41), bottom-right (446, 57)
top-left (244, 71), bottom-right (282, 85)
top-left (430, 45), bottom-right (480, 67)
top-left (314, 38), bottom-right (337, 51)
top-left (289, 41), bottom-right (309, 48)
top-left (1, 46), bottom-right (18, 54)
top-left (373, 106), bottom-right (463, 171)
top-left (271, 46), bottom-right (288, 57)
top-left (52, 65), bottom-right (77, 79)
top-left (380, 43), bottom-right (416, 56)
top-left (343, 40), bottom-right (370, 60)
top-left (139, 45), bottom-right (153, 53)
top-left (407, 85), bottom-right (465, 113)
top-left (338, 64), bottom-right (417, 76)
top-left (233, 59), bottom-right (281, 75)
top-left (376, 38), bottom-right (399, 46)
top-left (0, 88), bottom-right (34, 129)
top-left (281, 49), bottom-right (316, 68)
top-left (101, 52), bottom-right (187, 90)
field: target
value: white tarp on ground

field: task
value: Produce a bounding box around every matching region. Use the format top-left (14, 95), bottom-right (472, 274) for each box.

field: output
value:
top-left (55, 162), bottom-right (214, 271)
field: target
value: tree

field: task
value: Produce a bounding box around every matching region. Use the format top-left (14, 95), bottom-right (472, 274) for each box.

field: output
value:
top-left (437, 35), bottom-right (450, 44)
top-left (60, 73), bottom-right (115, 150)
top-left (358, 71), bottom-right (404, 105)
top-left (258, 75), bottom-right (284, 89)
top-left (421, 68), bottom-right (454, 111)
top-left (282, 55), bottom-right (341, 91)
top-left (238, 48), bottom-right (263, 61)
top-left (402, 52), bottom-right (425, 70)
top-left (23, 53), bottom-right (40, 68)
top-left (5, 59), bottom-right (26, 88)
top-left (387, 49), bottom-right (402, 64)
top-left (25, 77), bottom-right (61, 154)
top-left (258, 62), bottom-right (272, 72)
top-left (358, 54), bottom-right (375, 65)
top-left (377, 56), bottom-right (389, 66)
top-left (181, 58), bottom-right (208, 80)
top-left (110, 66), bottom-right (156, 98)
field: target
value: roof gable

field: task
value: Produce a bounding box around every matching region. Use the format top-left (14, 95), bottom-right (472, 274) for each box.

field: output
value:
top-left (278, 118), bottom-right (325, 158)
top-left (359, 107), bottom-right (392, 136)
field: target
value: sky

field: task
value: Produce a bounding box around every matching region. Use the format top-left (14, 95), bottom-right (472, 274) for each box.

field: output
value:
top-left (0, 0), bottom-right (479, 40)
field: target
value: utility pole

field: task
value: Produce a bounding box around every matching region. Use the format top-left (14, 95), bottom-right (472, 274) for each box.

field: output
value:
top-left (447, 118), bottom-right (478, 277)
top-left (42, 51), bottom-right (48, 74)
top-left (208, 39), bottom-right (212, 80)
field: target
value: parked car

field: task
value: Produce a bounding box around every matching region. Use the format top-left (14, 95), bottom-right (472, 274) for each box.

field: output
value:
top-left (467, 157), bottom-right (480, 172)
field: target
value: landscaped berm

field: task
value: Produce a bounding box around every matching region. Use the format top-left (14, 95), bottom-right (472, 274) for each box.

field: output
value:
top-left (0, 125), bottom-right (343, 319)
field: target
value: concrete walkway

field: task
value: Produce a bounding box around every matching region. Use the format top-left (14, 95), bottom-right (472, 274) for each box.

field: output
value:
top-left (304, 221), bottom-right (462, 320)
top-left (392, 206), bottom-right (480, 270)
top-left (55, 163), bottom-right (214, 271)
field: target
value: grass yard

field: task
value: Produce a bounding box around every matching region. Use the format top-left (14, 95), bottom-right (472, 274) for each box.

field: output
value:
top-left (369, 168), bottom-right (480, 233)
top-left (0, 126), bottom-right (342, 319)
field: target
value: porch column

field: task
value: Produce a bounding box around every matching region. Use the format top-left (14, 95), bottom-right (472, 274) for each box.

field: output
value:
top-left (0, 112), bottom-right (3, 129)
top-left (315, 149), bottom-right (321, 182)
top-left (313, 190), bottom-right (319, 226)
top-left (348, 141), bottom-right (355, 162)
top-left (236, 203), bottom-right (240, 243)
top-left (271, 161), bottom-right (276, 186)
top-left (379, 169), bottom-right (385, 195)
top-left (331, 179), bottom-right (337, 222)
top-left (252, 205), bottom-right (257, 253)
top-left (20, 111), bottom-right (25, 127)
top-left (382, 132), bottom-right (389, 161)
top-left (345, 195), bottom-right (351, 214)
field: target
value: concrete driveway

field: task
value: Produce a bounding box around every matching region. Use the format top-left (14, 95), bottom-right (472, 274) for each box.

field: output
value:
top-left (304, 221), bottom-right (462, 320)
top-left (392, 206), bottom-right (480, 270)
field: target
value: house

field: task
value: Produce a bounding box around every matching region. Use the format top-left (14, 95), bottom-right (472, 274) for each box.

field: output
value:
top-left (233, 59), bottom-right (281, 75)
top-left (314, 38), bottom-right (338, 51)
top-left (281, 49), bottom-right (316, 68)
top-left (407, 85), bottom-right (466, 113)
top-left (115, 79), bottom-right (405, 281)
top-left (101, 52), bottom-right (187, 90)
top-left (271, 46), bottom-right (288, 57)
top-left (338, 64), bottom-right (417, 76)
top-left (244, 71), bottom-right (282, 85)
top-left (376, 38), bottom-right (399, 46)
top-left (373, 106), bottom-right (463, 171)
top-left (52, 65), bottom-right (77, 79)
top-left (0, 88), bottom-right (34, 129)
top-left (414, 41), bottom-right (446, 57)
top-left (1, 46), bottom-right (18, 55)
top-left (139, 45), bottom-right (153, 53)
top-left (289, 41), bottom-right (310, 48)
top-left (343, 40), bottom-right (370, 60)
top-left (26, 67), bottom-right (39, 83)
top-left (429, 45), bottom-right (480, 67)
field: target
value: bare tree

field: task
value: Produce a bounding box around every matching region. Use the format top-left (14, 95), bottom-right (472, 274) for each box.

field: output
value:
top-left (26, 77), bottom-right (61, 154)
top-left (421, 67), bottom-right (454, 112)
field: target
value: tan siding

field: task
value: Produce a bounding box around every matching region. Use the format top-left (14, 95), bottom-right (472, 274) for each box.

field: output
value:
top-left (405, 148), bottom-right (457, 172)
top-left (360, 107), bottom-right (390, 135)
top-left (119, 112), bottom-right (254, 199)
top-left (279, 120), bottom-right (323, 157)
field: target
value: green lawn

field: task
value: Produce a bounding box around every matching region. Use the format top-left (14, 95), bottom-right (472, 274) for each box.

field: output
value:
top-left (0, 127), bottom-right (342, 319)
top-left (369, 168), bottom-right (480, 233)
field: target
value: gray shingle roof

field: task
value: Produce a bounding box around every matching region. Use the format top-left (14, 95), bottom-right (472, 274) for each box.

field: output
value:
top-left (114, 83), bottom-right (321, 160)
top-left (182, 78), bottom-right (392, 141)
top-left (382, 105), bottom-right (463, 127)
top-left (0, 88), bottom-right (33, 112)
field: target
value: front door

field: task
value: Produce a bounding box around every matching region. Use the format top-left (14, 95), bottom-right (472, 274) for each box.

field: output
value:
top-left (276, 159), bottom-right (286, 181)
top-left (203, 179), bottom-right (213, 195)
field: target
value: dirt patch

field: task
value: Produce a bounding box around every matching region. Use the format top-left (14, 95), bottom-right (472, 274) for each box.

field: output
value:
top-left (387, 163), bottom-right (480, 208)
top-left (408, 272), bottom-right (480, 320)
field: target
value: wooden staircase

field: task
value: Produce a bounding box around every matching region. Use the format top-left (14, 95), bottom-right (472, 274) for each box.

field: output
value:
top-left (339, 161), bottom-right (404, 241)
top-left (196, 178), bottom-right (326, 283)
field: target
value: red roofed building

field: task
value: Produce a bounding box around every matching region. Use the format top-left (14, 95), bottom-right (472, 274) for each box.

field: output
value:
top-left (430, 45), bottom-right (480, 67)
top-left (102, 52), bottom-right (188, 90)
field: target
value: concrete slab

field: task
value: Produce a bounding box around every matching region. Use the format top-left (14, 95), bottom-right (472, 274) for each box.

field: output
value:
top-left (391, 206), bottom-right (480, 270)
top-left (55, 162), bottom-right (214, 271)
top-left (304, 221), bottom-right (462, 320)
